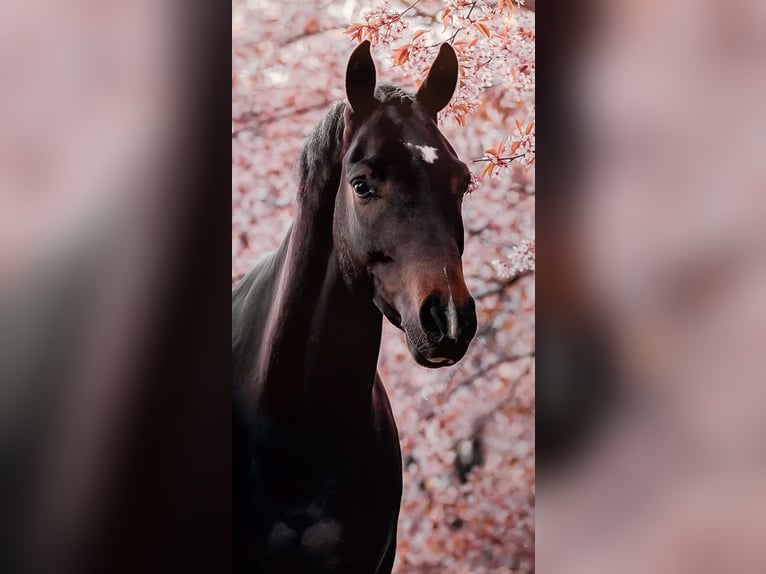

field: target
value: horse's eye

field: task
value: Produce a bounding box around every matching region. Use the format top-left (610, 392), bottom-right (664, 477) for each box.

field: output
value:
top-left (352, 179), bottom-right (372, 196)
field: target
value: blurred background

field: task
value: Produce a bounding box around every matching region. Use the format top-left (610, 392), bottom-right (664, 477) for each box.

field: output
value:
top-left (233, 0), bottom-right (535, 572)
top-left (537, 0), bottom-right (766, 573)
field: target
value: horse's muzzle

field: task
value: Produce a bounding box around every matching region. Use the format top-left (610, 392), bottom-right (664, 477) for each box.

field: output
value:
top-left (412, 293), bottom-right (477, 367)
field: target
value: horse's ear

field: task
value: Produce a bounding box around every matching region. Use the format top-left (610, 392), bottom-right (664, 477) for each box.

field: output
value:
top-left (346, 40), bottom-right (377, 117)
top-left (416, 43), bottom-right (459, 120)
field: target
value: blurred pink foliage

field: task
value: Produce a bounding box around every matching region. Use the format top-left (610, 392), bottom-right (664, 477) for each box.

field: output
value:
top-left (232, 0), bottom-right (534, 571)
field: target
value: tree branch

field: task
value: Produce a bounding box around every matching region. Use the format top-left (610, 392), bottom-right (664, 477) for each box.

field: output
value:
top-left (398, 0), bottom-right (425, 18)
top-left (445, 1), bottom-right (479, 44)
top-left (472, 151), bottom-right (534, 164)
top-left (232, 100), bottom-right (334, 138)
top-left (472, 269), bottom-right (534, 300)
top-left (441, 351), bottom-right (534, 402)
top-left (470, 361), bottom-right (532, 437)
top-left (278, 25), bottom-right (347, 47)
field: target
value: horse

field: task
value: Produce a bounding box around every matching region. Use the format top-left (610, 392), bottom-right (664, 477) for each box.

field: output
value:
top-left (232, 40), bottom-right (478, 573)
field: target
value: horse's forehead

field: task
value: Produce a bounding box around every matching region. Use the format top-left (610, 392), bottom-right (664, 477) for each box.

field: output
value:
top-left (366, 108), bottom-right (452, 160)
top-left (398, 121), bottom-right (437, 145)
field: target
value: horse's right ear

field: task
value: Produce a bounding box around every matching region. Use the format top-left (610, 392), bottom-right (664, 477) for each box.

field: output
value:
top-left (416, 43), bottom-right (459, 120)
top-left (346, 40), bottom-right (377, 117)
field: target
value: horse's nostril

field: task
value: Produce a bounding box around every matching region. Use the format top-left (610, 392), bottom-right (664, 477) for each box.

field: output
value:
top-left (419, 294), bottom-right (448, 341)
top-left (419, 294), bottom-right (476, 354)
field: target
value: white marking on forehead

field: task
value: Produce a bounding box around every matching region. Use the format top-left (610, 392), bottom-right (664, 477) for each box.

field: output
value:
top-left (444, 266), bottom-right (458, 340)
top-left (404, 141), bottom-right (439, 164)
top-left (418, 145), bottom-right (438, 163)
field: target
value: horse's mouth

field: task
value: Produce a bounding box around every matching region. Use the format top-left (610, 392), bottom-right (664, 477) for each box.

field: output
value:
top-left (406, 336), bottom-right (456, 369)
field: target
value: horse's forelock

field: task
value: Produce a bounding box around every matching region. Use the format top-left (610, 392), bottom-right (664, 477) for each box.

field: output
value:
top-left (375, 84), bottom-right (414, 109)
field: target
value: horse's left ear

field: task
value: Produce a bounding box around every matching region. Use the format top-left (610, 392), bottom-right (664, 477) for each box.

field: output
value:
top-left (416, 43), bottom-right (459, 120)
top-left (346, 40), bottom-right (377, 117)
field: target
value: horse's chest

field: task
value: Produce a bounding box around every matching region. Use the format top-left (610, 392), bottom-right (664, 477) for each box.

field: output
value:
top-left (260, 475), bottom-right (357, 572)
top-left (264, 513), bottom-right (346, 572)
top-left (240, 419), bottom-right (399, 572)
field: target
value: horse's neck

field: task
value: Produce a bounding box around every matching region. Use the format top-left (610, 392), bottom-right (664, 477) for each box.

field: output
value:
top-left (255, 229), bottom-right (382, 418)
top-left (303, 251), bottom-right (382, 412)
top-left (254, 203), bottom-right (337, 411)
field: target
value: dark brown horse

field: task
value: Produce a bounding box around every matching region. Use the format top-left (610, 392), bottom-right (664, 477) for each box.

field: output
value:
top-left (232, 41), bottom-right (477, 573)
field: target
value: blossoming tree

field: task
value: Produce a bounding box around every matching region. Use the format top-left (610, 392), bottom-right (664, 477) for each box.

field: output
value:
top-left (233, 0), bottom-right (534, 571)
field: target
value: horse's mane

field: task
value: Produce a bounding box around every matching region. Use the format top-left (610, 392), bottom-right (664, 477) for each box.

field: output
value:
top-left (297, 101), bottom-right (346, 187)
top-left (297, 84), bottom-right (416, 186)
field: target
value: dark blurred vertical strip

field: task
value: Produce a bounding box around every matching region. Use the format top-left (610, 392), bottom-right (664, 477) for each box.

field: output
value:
top-left (0, 1), bottom-right (232, 573)
top-left (535, 0), bottom-right (614, 473)
top-left (78, 3), bottom-right (234, 573)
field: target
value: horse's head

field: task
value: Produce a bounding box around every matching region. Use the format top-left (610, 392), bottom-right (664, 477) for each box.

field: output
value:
top-left (334, 41), bottom-right (477, 368)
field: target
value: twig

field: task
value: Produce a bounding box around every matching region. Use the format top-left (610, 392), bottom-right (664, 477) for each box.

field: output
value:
top-left (441, 351), bottom-right (534, 402)
top-left (419, 352), bottom-right (535, 423)
top-left (398, 0), bottom-right (424, 18)
top-left (472, 154), bottom-right (527, 163)
top-left (279, 25), bottom-right (347, 47)
top-left (232, 100), bottom-right (333, 138)
top-left (470, 361), bottom-right (532, 436)
top-left (357, 0), bottom-right (424, 29)
top-left (466, 1), bottom-right (478, 20)
top-left (446, 1), bottom-right (479, 44)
